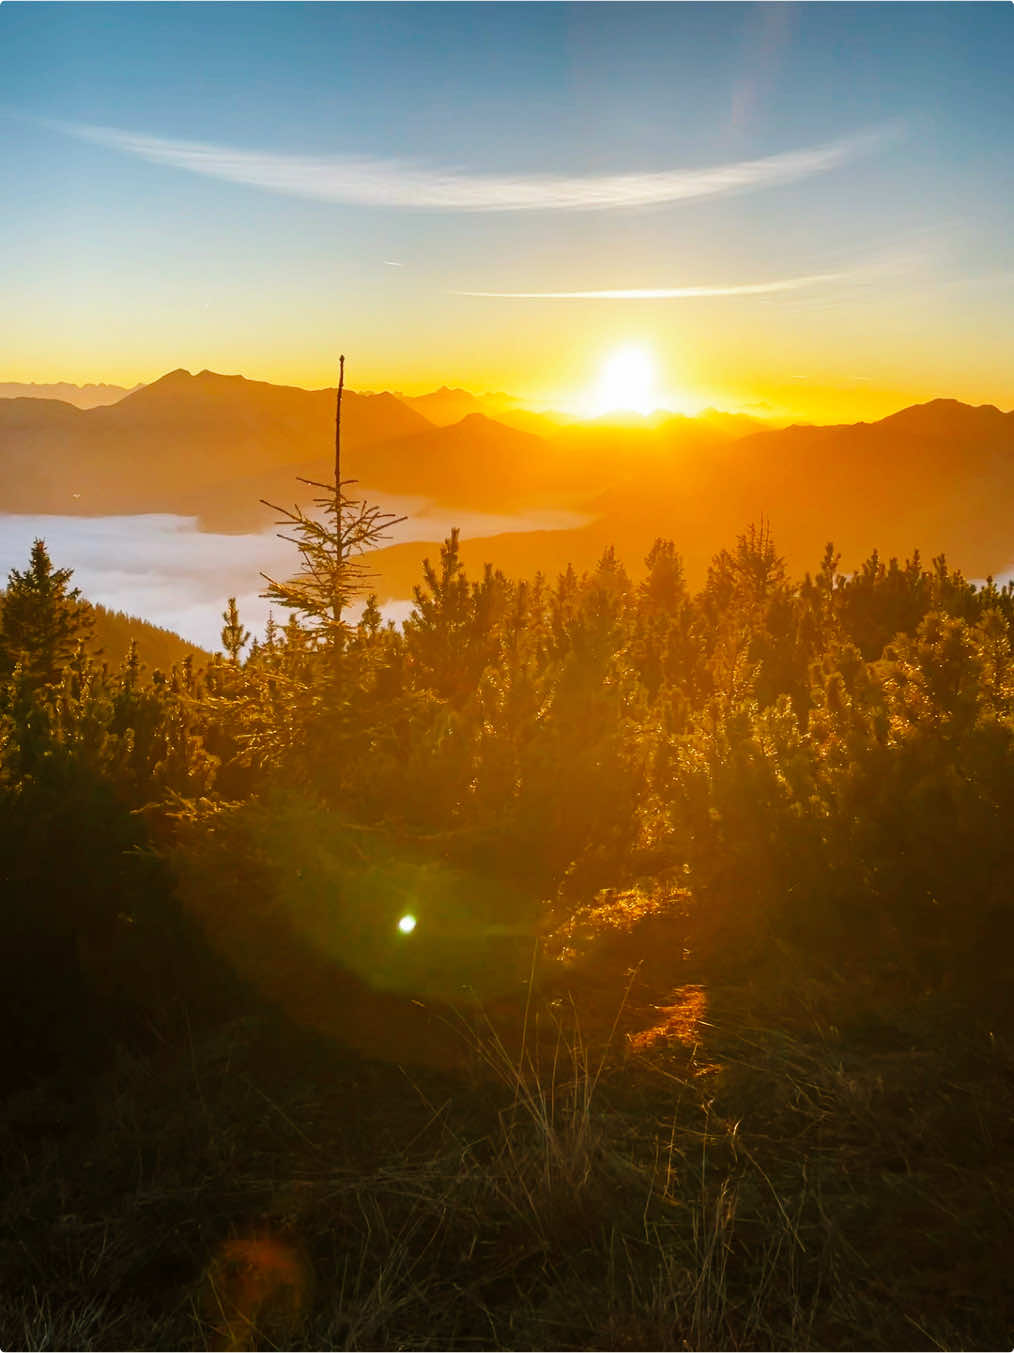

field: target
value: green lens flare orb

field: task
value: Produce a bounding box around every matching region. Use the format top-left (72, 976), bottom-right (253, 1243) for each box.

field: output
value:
top-left (397, 914), bottom-right (417, 935)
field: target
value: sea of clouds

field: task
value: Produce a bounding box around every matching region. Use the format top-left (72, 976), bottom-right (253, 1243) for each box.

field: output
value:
top-left (0, 498), bottom-right (588, 652)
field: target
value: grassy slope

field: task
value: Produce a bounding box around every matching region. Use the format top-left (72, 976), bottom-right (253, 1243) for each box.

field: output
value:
top-left (1, 929), bottom-right (1011, 1352)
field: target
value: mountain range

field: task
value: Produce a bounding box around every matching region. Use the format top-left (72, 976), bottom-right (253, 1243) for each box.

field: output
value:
top-left (0, 369), bottom-right (428, 521)
top-left (2, 369), bottom-right (1012, 601)
top-left (0, 381), bottom-right (142, 408)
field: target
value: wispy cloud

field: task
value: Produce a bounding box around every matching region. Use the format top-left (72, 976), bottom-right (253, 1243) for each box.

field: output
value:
top-left (463, 247), bottom-right (930, 302)
top-left (49, 118), bottom-right (900, 212)
top-left (455, 272), bottom-right (848, 299)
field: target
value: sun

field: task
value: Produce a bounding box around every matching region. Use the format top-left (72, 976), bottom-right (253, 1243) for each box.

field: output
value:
top-left (588, 344), bottom-right (659, 417)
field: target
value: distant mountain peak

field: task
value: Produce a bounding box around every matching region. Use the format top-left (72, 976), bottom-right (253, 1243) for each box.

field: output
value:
top-left (879, 397), bottom-right (1009, 433)
top-left (132, 367), bottom-right (194, 394)
top-left (195, 368), bottom-right (246, 382)
top-left (441, 411), bottom-right (542, 443)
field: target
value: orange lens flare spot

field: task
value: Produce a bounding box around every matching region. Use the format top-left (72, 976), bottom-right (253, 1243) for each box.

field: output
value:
top-left (203, 1230), bottom-right (311, 1351)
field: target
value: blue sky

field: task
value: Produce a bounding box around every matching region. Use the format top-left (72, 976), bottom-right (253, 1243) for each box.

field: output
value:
top-left (2, 2), bottom-right (1012, 418)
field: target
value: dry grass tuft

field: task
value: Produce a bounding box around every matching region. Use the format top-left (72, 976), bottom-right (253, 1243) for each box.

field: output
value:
top-left (2, 984), bottom-right (1012, 1351)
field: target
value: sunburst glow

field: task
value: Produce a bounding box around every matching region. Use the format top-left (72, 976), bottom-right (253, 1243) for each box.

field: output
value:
top-left (587, 345), bottom-right (659, 416)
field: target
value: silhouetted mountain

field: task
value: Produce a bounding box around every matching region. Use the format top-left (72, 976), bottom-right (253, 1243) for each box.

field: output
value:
top-left (0, 381), bottom-right (142, 409)
top-left (351, 413), bottom-right (553, 507)
top-left (687, 398), bottom-right (1014, 576)
top-left (191, 412), bottom-right (568, 530)
top-left (0, 397), bottom-right (83, 431)
top-left (363, 397), bottom-right (1014, 598)
top-left (538, 412), bottom-right (742, 505)
top-left (4, 373), bottom-right (1012, 594)
top-left (397, 385), bottom-right (578, 437)
top-left (0, 370), bottom-right (758, 532)
top-left (196, 407), bottom-right (746, 532)
top-left (0, 370), bottom-right (432, 519)
top-left (114, 369), bottom-right (429, 452)
top-left (491, 407), bottom-right (579, 437)
top-left (697, 408), bottom-right (767, 438)
top-left (398, 387), bottom-right (489, 426)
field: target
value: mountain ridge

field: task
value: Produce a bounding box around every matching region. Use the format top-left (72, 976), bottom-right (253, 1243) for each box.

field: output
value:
top-left (0, 381), bottom-right (142, 409)
top-left (2, 369), bottom-right (1013, 595)
top-left (0, 369), bottom-right (433, 520)
top-left (362, 394), bottom-right (1014, 597)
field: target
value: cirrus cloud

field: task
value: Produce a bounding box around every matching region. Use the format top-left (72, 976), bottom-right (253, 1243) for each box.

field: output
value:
top-left (454, 272), bottom-right (849, 299)
top-left (48, 117), bottom-right (901, 213)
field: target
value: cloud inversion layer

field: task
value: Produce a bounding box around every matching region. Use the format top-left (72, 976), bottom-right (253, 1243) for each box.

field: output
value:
top-left (53, 119), bottom-right (897, 212)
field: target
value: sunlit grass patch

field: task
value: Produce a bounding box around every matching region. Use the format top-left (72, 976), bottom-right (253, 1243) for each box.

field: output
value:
top-left (544, 884), bottom-right (694, 998)
top-left (627, 982), bottom-right (711, 1054)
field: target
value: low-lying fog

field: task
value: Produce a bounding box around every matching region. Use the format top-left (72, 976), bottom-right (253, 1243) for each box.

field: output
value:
top-left (0, 496), bottom-right (590, 652)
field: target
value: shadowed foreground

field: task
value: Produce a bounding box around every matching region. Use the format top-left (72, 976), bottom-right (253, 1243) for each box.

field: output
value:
top-left (3, 960), bottom-right (1012, 1351)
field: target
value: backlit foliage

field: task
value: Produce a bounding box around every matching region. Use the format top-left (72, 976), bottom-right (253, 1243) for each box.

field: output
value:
top-left (4, 525), bottom-right (1014, 1351)
top-left (5, 527), bottom-right (1014, 1027)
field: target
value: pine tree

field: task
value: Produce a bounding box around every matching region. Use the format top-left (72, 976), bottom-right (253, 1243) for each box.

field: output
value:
top-left (358, 593), bottom-right (383, 640)
top-left (220, 596), bottom-right (251, 665)
top-left (404, 530), bottom-right (510, 700)
top-left (0, 538), bottom-right (93, 689)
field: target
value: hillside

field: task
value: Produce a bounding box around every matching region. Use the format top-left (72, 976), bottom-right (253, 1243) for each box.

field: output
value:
top-left (89, 603), bottom-right (211, 671)
top-left (585, 398), bottom-right (1014, 580)
top-left (0, 587), bottom-right (208, 673)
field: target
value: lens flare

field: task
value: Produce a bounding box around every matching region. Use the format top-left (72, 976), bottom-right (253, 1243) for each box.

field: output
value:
top-left (397, 914), bottom-right (417, 934)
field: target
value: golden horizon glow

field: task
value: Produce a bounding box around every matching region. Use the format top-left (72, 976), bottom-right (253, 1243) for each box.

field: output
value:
top-left (3, 352), bottom-right (1009, 431)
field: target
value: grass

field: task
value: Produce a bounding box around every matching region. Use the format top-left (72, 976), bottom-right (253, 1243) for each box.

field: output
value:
top-left (2, 960), bottom-right (1012, 1351)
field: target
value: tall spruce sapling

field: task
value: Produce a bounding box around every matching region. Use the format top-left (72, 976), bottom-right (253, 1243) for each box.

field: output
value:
top-left (259, 355), bottom-right (405, 648)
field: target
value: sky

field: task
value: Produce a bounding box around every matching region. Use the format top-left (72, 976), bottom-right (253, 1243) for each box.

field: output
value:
top-left (2, 2), bottom-right (1013, 422)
